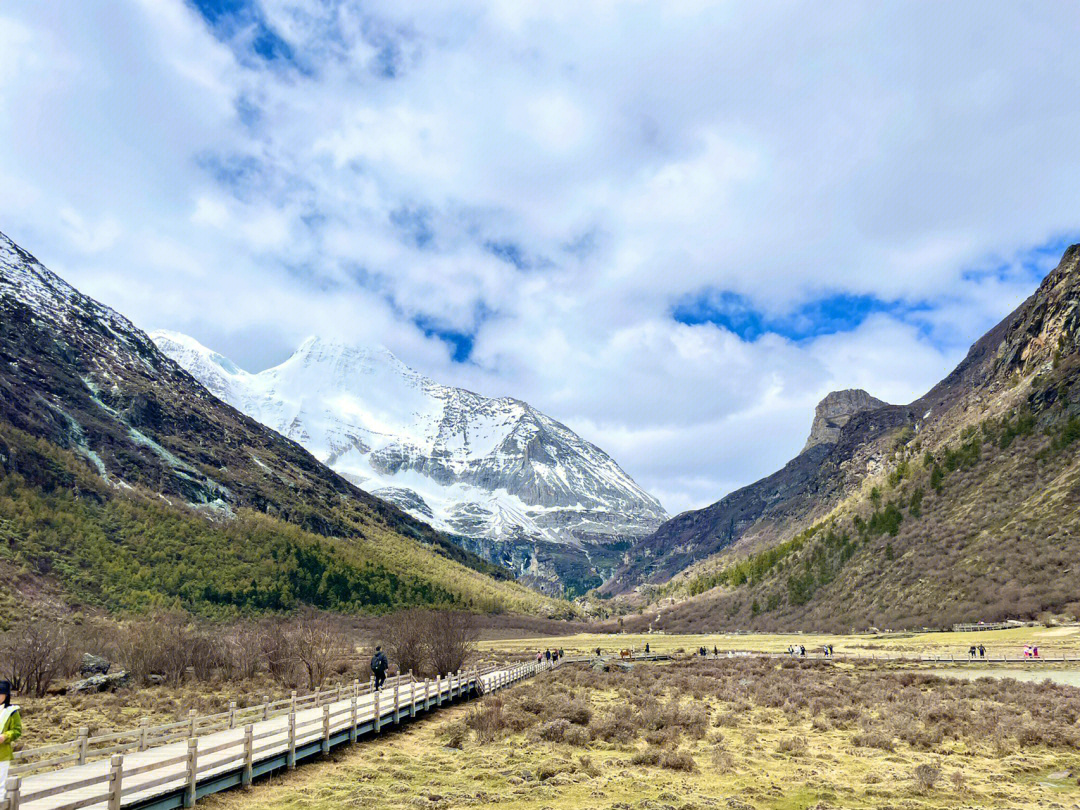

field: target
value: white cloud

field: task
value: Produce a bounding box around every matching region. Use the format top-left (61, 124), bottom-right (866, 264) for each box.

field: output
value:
top-left (1, 0), bottom-right (1078, 513)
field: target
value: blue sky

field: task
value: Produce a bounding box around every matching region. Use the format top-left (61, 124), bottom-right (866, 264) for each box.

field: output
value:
top-left (2, 1), bottom-right (1080, 512)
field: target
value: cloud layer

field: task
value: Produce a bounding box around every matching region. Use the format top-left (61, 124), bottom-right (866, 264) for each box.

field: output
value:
top-left (2, 0), bottom-right (1079, 512)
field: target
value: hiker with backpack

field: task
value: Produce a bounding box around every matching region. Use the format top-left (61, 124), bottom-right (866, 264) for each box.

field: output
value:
top-left (370, 646), bottom-right (389, 691)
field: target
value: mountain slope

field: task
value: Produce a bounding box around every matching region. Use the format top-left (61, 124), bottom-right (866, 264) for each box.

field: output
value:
top-left (605, 388), bottom-right (895, 592)
top-left (616, 244), bottom-right (1080, 630)
top-left (0, 230), bottom-right (569, 618)
top-left (152, 331), bottom-right (667, 596)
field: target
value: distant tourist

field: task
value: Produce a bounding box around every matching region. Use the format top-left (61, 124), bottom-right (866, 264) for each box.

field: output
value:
top-left (370, 646), bottom-right (389, 691)
top-left (1032, 645), bottom-right (1039, 659)
top-left (537, 650), bottom-right (543, 664)
top-left (645, 642), bottom-right (650, 655)
top-left (0, 680), bottom-right (22, 791)
top-left (595, 647), bottom-right (601, 658)
top-left (978, 644), bottom-right (986, 658)
top-left (969, 645), bottom-right (977, 659)
top-left (713, 646), bottom-right (718, 657)
top-left (545, 649), bottom-right (552, 663)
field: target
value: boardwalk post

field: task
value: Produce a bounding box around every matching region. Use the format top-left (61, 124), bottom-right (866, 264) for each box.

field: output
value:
top-left (185, 738), bottom-right (198, 808)
top-left (287, 711), bottom-right (296, 770)
top-left (242, 724), bottom-right (253, 787)
top-left (263, 696), bottom-right (270, 721)
top-left (77, 727), bottom-right (89, 764)
top-left (393, 679), bottom-right (400, 724)
top-left (374, 690), bottom-right (381, 733)
top-left (349, 695), bottom-right (358, 743)
top-left (436, 674), bottom-right (442, 706)
top-left (5, 776), bottom-right (20, 810)
top-left (353, 678), bottom-right (359, 699)
top-left (321, 704), bottom-right (330, 754)
top-left (138, 717), bottom-right (150, 751)
top-left (424, 677), bottom-right (430, 710)
top-left (228, 701), bottom-right (237, 729)
top-left (188, 709), bottom-right (198, 738)
top-left (409, 671), bottom-right (416, 718)
top-left (290, 690), bottom-right (297, 714)
top-left (108, 754), bottom-right (123, 810)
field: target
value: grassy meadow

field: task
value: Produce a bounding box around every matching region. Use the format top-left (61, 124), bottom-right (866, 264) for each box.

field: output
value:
top-left (203, 657), bottom-right (1080, 810)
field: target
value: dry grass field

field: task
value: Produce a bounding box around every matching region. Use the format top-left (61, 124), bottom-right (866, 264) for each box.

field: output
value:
top-left (479, 625), bottom-right (1080, 659)
top-left (202, 657), bottom-right (1080, 810)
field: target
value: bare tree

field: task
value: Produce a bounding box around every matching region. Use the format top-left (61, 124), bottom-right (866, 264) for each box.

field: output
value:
top-left (381, 608), bottom-right (429, 676)
top-left (0, 615), bottom-right (75, 697)
top-left (116, 612), bottom-right (202, 686)
top-left (224, 621), bottom-right (263, 680)
top-left (291, 610), bottom-right (340, 689)
top-left (426, 611), bottom-right (479, 676)
top-left (258, 618), bottom-right (297, 685)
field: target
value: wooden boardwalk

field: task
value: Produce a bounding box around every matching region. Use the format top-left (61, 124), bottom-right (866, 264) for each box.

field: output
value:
top-left (3, 661), bottom-right (546, 810)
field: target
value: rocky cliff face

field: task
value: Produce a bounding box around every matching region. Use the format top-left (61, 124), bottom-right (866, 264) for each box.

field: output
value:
top-left (152, 332), bottom-right (668, 596)
top-left (802, 389), bottom-right (887, 452)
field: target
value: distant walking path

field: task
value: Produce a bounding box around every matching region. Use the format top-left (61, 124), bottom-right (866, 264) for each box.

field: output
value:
top-left (4, 661), bottom-right (547, 810)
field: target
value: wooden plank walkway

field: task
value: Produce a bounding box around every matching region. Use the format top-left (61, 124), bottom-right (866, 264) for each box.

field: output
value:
top-left (3, 661), bottom-right (548, 810)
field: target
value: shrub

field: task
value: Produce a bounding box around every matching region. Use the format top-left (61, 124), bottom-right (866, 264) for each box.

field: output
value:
top-left (467, 697), bottom-right (506, 744)
top-left (538, 718), bottom-right (571, 742)
top-left (443, 720), bottom-right (468, 749)
top-left (853, 731), bottom-right (895, 751)
top-left (913, 763), bottom-right (941, 792)
top-left (776, 735), bottom-right (808, 755)
top-left (660, 749), bottom-right (697, 771)
top-left (564, 724), bottom-right (591, 746)
top-left (630, 746), bottom-right (663, 766)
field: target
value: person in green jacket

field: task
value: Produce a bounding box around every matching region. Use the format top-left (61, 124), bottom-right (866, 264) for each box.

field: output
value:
top-left (0, 680), bottom-right (21, 793)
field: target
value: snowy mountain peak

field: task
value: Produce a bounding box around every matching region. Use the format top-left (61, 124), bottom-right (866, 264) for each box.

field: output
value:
top-left (153, 331), bottom-right (668, 594)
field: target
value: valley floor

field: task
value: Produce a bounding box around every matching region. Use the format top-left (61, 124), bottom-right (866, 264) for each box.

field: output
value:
top-left (478, 625), bottom-right (1080, 658)
top-left (202, 658), bottom-right (1080, 810)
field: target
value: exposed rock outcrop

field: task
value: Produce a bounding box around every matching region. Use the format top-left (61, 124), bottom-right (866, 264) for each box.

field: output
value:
top-left (802, 389), bottom-right (887, 452)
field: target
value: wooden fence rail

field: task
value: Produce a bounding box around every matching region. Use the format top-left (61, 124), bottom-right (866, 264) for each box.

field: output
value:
top-left (0, 660), bottom-right (550, 810)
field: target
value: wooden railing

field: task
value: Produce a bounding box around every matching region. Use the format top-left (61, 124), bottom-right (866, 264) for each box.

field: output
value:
top-left (0, 659), bottom-right (550, 810)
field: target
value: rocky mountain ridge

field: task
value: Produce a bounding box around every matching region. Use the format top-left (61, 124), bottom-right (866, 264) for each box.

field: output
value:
top-left (611, 243), bottom-right (1080, 629)
top-left (152, 331), bottom-right (668, 596)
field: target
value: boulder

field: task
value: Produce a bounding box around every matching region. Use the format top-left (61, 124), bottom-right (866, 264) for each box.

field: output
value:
top-left (68, 670), bottom-right (131, 694)
top-left (79, 653), bottom-right (111, 677)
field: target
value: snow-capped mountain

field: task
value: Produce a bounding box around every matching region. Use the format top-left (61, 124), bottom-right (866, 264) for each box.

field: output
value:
top-left (152, 331), bottom-right (668, 595)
